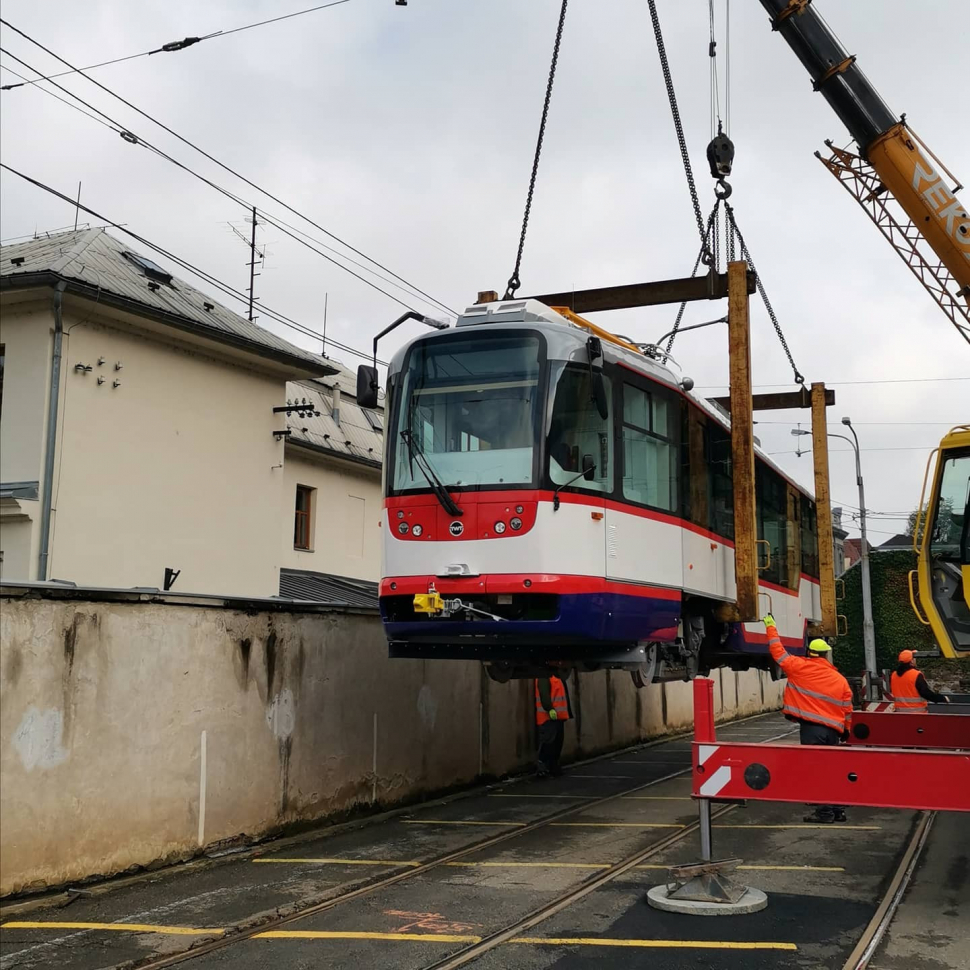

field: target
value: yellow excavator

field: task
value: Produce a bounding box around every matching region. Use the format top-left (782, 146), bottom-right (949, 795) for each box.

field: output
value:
top-left (762, 3), bottom-right (969, 655)
top-left (910, 427), bottom-right (970, 658)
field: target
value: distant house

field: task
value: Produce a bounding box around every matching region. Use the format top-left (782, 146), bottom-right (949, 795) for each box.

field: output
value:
top-left (874, 533), bottom-right (913, 553)
top-left (843, 537), bottom-right (871, 571)
top-left (832, 507), bottom-right (848, 576)
top-left (0, 228), bottom-right (381, 604)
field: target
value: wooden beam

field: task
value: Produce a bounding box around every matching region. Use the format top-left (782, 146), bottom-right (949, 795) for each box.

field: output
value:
top-left (728, 260), bottom-right (759, 621)
top-left (709, 388), bottom-right (836, 412)
top-left (812, 382), bottom-right (838, 637)
top-left (525, 269), bottom-right (754, 313)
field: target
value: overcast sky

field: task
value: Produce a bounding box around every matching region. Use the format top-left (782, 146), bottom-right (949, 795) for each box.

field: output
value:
top-left (1, 0), bottom-right (967, 540)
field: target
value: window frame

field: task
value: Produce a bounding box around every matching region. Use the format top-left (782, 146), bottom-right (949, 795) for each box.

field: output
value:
top-left (616, 374), bottom-right (680, 514)
top-left (294, 484), bottom-right (314, 551)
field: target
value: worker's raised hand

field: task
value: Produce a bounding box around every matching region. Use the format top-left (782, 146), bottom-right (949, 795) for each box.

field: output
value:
top-left (762, 613), bottom-right (776, 629)
top-left (548, 709), bottom-right (558, 720)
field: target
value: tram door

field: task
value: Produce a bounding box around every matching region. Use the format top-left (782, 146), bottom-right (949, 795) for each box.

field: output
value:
top-left (607, 380), bottom-right (684, 588)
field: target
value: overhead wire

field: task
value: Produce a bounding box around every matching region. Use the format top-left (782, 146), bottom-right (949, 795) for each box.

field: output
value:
top-left (0, 46), bottom-right (451, 320)
top-left (0, 163), bottom-right (389, 367)
top-left (0, 0), bottom-right (352, 90)
top-left (0, 18), bottom-right (457, 319)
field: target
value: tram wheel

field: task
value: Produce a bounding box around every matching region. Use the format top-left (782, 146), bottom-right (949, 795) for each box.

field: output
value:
top-left (484, 663), bottom-right (512, 684)
top-left (630, 644), bottom-right (660, 689)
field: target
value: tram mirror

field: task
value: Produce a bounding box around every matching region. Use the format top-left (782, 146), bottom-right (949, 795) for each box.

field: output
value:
top-left (356, 364), bottom-right (379, 409)
top-left (582, 454), bottom-right (596, 481)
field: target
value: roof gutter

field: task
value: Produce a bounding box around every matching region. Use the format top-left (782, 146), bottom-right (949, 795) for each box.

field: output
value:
top-left (37, 282), bottom-right (66, 581)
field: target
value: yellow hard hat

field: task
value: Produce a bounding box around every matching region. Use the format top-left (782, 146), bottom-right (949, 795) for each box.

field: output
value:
top-left (807, 639), bottom-right (832, 654)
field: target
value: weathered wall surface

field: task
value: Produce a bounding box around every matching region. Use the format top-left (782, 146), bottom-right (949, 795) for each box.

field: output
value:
top-left (0, 592), bottom-right (784, 896)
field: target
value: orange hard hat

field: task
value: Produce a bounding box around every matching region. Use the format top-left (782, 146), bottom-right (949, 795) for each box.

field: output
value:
top-left (898, 649), bottom-right (916, 664)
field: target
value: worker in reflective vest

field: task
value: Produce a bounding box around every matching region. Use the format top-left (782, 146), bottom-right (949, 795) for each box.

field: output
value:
top-left (535, 675), bottom-right (572, 778)
top-left (764, 614), bottom-right (853, 823)
top-left (891, 650), bottom-right (950, 712)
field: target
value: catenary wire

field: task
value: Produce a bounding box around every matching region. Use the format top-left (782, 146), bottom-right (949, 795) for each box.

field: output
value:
top-left (0, 47), bottom-right (450, 319)
top-left (0, 163), bottom-right (389, 367)
top-left (0, 1), bottom-right (351, 90)
top-left (0, 18), bottom-right (457, 318)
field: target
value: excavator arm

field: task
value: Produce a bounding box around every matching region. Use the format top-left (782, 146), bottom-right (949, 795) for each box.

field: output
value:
top-left (760, 0), bottom-right (970, 343)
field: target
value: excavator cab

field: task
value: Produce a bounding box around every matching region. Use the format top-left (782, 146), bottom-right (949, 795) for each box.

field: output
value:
top-left (911, 425), bottom-right (970, 658)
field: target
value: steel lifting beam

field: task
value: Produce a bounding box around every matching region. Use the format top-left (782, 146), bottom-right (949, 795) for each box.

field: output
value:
top-left (691, 680), bottom-right (970, 812)
top-left (525, 269), bottom-right (754, 313)
top-left (708, 387), bottom-right (836, 413)
top-left (847, 711), bottom-right (970, 749)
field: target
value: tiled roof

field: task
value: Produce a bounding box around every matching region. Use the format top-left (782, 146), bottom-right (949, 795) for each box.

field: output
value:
top-left (278, 568), bottom-right (378, 609)
top-left (284, 365), bottom-right (384, 468)
top-left (1, 228), bottom-right (335, 377)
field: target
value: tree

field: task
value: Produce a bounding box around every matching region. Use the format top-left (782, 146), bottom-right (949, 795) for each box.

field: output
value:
top-left (906, 499), bottom-right (954, 547)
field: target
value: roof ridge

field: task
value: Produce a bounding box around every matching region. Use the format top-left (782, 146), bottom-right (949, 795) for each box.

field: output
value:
top-left (48, 227), bottom-right (107, 276)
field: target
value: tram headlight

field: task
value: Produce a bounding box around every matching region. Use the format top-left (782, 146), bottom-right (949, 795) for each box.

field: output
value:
top-left (510, 517), bottom-right (522, 531)
top-left (412, 524), bottom-right (423, 537)
top-left (398, 522), bottom-right (410, 535)
top-left (494, 521), bottom-right (507, 535)
top-left (397, 510), bottom-right (404, 519)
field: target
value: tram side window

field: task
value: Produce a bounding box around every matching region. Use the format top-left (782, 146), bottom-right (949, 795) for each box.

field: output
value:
top-left (801, 498), bottom-right (820, 578)
top-left (707, 422), bottom-right (734, 540)
top-left (756, 464), bottom-right (788, 586)
top-left (547, 365), bottom-right (613, 492)
top-left (621, 384), bottom-right (677, 511)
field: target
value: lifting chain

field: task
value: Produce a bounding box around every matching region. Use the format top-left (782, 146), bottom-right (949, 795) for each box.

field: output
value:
top-left (663, 202), bottom-right (721, 361)
top-left (503, 0), bottom-right (569, 301)
top-left (647, 0), bottom-right (713, 267)
top-left (725, 202), bottom-right (805, 385)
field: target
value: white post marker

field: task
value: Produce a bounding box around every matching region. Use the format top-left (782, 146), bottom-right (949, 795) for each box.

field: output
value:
top-left (198, 730), bottom-right (207, 847)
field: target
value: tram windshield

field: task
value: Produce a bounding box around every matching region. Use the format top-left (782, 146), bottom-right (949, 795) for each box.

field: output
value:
top-left (391, 333), bottom-right (542, 491)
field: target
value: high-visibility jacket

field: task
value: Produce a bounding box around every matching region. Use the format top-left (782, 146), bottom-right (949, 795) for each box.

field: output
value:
top-left (891, 668), bottom-right (927, 713)
top-left (767, 626), bottom-right (853, 732)
top-left (535, 677), bottom-right (570, 726)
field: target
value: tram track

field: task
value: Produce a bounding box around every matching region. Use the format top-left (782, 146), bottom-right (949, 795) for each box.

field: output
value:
top-left (123, 718), bottom-right (794, 970)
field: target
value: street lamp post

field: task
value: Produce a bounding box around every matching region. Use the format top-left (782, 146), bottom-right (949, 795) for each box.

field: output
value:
top-left (792, 419), bottom-right (878, 698)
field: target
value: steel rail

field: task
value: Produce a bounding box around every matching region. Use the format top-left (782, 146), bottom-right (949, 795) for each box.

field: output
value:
top-left (129, 720), bottom-right (793, 970)
top-left (841, 811), bottom-right (935, 970)
top-left (420, 803), bottom-right (741, 970)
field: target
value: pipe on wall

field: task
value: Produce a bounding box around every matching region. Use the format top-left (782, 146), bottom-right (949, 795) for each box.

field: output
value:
top-left (37, 282), bottom-right (66, 581)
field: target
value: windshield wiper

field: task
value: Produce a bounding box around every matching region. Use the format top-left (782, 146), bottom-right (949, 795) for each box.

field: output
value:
top-left (400, 429), bottom-right (464, 518)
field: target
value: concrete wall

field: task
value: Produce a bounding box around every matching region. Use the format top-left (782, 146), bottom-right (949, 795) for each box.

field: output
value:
top-left (281, 448), bottom-right (381, 582)
top-left (0, 589), bottom-right (784, 896)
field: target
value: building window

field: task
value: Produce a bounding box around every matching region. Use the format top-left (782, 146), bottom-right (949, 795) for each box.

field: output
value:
top-left (621, 383), bottom-right (676, 511)
top-left (294, 485), bottom-right (314, 550)
top-left (363, 408), bottom-right (383, 432)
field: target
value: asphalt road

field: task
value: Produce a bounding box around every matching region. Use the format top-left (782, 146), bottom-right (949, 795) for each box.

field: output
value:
top-left (1, 712), bottom-right (965, 970)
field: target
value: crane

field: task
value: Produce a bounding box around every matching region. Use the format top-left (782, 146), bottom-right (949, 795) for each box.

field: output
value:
top-left (760, 0), bottom-right (970, 345)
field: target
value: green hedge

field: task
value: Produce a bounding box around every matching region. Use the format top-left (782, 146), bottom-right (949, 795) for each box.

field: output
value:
top-left (835, 550), bottom-right (937, 675)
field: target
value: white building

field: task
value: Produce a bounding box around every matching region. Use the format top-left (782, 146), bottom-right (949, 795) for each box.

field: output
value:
top-left (0, 228), bottom-right (383, 601)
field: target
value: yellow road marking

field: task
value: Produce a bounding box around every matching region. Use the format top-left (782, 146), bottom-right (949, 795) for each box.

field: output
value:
top-left (635, 864), bottom-right (846, 872)
top-left (0, 921), bottom-right (223, 937)
top-left (713, 824), bottom-right (881, 830)
top-left (403, 820), bottom-right (525, 827)
top-left (252, 858), bottom-right (420, 866)
top-left (621, 796), bottom-right (692, 801)
top-left (254, 930), bottom-right (482, 943)
top-left (446, 861), bottom-right (609, 869)
top-left (509, 937), bottom-right (797, 950)
top-left (549, 822), bottom-right (686, 828)
top-left (568, 774), bottom-right (635, 779)
top-left (488, 794), bottom-right (596, 799)
top-left (248, 930), bottom-right (797, 950)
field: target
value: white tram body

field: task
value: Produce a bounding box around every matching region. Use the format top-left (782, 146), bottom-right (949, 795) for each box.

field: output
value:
top-left (375, 299), bottom-right (822, 679)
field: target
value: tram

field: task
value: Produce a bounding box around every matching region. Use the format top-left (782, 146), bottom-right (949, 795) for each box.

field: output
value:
top-left (366, 299), bottom-right (821, 683)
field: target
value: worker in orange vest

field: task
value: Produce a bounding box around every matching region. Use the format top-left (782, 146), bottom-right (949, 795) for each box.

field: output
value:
top-left (891, 650), bottom-right (950, 712)
top-left (535, 674), bottom-right (572, 778)
top-left (764, 614), bottom-right (853, 823)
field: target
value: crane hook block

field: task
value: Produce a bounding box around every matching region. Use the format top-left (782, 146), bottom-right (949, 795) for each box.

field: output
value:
top-left (707, 132), bottom-right (735, 179)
